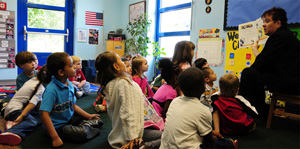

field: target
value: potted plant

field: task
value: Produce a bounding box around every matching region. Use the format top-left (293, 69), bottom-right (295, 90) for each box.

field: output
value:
top-left (152, 41), bottom-right (166, 76)
top-left (125, 13), bottom-right (151, 57)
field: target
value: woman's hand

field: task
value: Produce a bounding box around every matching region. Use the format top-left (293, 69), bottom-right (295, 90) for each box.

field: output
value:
top-left (251, 40), bottom-right (260, 57)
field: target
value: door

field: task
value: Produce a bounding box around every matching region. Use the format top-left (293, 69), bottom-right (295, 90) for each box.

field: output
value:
top-left (17, 0), bottom-right (74, 73)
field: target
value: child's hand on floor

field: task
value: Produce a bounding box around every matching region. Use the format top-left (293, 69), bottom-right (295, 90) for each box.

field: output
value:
top-left (88, 114), bottom-right (100, 119)
top-left (52, 136), bottom-right (63, 147)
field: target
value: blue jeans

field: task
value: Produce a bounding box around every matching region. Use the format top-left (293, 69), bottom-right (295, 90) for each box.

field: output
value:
top-left (74, 81), bottom-right (90, 95)
top-left (5, 109), bottom-right (40, 139)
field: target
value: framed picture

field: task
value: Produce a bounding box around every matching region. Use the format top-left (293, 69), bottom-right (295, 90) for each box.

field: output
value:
top-left (77, 29), bottom-right (87, 42)
top-left (129, 1), bottom-right (146, 23)
top-left (88, 29), bottom-right (99, 45)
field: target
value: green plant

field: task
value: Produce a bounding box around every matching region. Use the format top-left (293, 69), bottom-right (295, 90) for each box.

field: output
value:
top-left (152, 41), bottom-right (166, 76)
top-left (125, 14), bottom-right (151, 57)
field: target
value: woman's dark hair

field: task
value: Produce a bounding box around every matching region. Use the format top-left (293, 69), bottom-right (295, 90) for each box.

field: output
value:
top-left (95, 51), bottom-right (129, 87)
top-left (47, 52), bottom-right (69, 77)
top-left (172, 41), bottom-right (195, 66)
top-left (193, 58), bottom-right (207, 69)
top-left (27, 65), bottom-right (52, 106)
top-left (262, 7), bottom-right (287, 28)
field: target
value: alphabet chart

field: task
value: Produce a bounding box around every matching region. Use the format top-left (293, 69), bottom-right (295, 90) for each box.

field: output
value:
top-left (195, 38), bottom-right (224, 67)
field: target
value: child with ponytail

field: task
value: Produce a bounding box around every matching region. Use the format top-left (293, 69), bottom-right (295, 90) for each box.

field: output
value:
top-left (0, 65), bottom-right (52, 146)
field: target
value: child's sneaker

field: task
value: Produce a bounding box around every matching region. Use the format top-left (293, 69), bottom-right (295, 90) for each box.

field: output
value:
top-left (0, 132), bottom-right (22, 145)
top-left (76, 91), bottom-right (84, 98)
top-left (6, 121), bottom-right (17, 130)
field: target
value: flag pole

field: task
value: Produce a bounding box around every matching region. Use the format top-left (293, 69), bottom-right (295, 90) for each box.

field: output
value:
top-left (102, 10), bottom-right (104, 45)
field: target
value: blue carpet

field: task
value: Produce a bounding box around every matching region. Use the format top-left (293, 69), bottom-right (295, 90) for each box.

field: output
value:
top-left (90, 84), bottom-right (100, 93)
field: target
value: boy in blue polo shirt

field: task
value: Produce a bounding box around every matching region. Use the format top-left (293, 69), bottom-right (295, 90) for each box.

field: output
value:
top-left (40, 52), bottom-right (103, 147)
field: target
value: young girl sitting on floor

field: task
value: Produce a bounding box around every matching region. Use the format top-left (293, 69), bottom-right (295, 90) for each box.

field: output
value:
top-left (0, 65), bottom-right (52, 146)
top-left (132, 56), bottom-right (154, 98)
top-left (95, 51), bottom-right (163, 148)
top-left (152, 58), bottom-right (180, 119)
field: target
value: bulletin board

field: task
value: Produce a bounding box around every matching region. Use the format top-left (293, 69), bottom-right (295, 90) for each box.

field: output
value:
top-left (129, 1), bottom-right (146, 23)
top-left (0, 10), bottom-right (15, 69)
top-left (225, 28), bottom-right (300, 78)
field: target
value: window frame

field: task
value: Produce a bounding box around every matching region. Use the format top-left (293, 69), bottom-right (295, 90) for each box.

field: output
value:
top-left (17, 0), bottom-right (74, 73)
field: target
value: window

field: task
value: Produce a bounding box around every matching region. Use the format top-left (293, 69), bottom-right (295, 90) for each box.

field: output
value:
top-left (156, 0), bottom-right (192, 57)
top-left (17, 0), bottom-right (74, 72)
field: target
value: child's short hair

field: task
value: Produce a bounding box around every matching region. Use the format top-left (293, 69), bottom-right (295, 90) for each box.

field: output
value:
top-left (47, 52), bottom-right (70, 77)
top-left (95, 51), bottom-right (128, 87)
top-left (178, 67), bottom-right (205, 97)
top-left (132, 56), bottom-right (145, 77)
top-left (200, 67), bottom-right (211, 78)
top-left (123, 53), bottom-right (133, 60)
top-left (193, 58), bottom-right (207, 69)
top-left (71, 56), bottom-right (81, 63)
top-left (121, 57), bottom-right (129, 62)
top-left (219, 73), bottom-right (239, 97)
top-left (15, 51), bottom-right (35, 67)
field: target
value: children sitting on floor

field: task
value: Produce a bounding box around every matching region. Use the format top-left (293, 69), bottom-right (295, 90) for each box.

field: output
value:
top-left (68, 56), bottom-right (90, 98)
top-left (160, 67), bottom-right (236, 149)
top-left (200, 67), bottom-right (219, 111)
top-left (95, 51), bottom-right (163, 148)
top-left (15, 51), bottom-right (38, 90)
top-left (0, 65), bottom-right (52, 146)
top-left (212, 73), bottom-right (258, 135)
top-left (152, 58), bottom-right (179, 119)
top-left (132, 56), bottom-right (154, 98)
top-left (40, 52), bottom-right (103, 147)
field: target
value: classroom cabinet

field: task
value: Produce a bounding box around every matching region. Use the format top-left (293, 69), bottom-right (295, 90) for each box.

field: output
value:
top-left (106, 40), bottom-right (125, 57)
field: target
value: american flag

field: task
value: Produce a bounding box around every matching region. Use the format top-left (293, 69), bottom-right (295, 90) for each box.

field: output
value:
top-left (85, 11), bottom-right (103, 26)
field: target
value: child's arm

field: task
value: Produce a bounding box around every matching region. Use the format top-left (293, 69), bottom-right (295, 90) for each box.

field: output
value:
top-left (41, 111), bottom-right (63, 147)
top-left (73, 104), bottom-right (99, 119)
top-left (162, 99), bottom-right (172, 118)
top-left (77, 80), bottom-right (86, 88)
top-left (13, 103), bottom-right (37, 126)
top-left (213, 110), bottom-right (220, 133)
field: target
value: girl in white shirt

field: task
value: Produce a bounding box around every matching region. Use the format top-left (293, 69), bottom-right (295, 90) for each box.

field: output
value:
top-left (0, 65), bottom-right (52, 146)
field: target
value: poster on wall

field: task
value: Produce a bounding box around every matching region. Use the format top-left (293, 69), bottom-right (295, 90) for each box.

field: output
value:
top-left (0, 10), bottom-right (15, 69)
top-left (129, 1), bottom-right (146, 23)
top-left (195, 38), bottom-right (224, 67)
top-left (77, 29), bottom-right (87, 42)
top-left (199, 28), bottom-right (220, 38)
top-left (238, 18), bottom-right (268, 48)
top-left (88, 29), bottom-right (99, 45)
top-left (224, 31), bottom-right (263, 78)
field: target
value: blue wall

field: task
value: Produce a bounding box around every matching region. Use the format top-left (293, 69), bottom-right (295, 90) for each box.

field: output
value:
top-left (190, 0), bottom-right (226, 85)
top-left (0, 0), bottom-right (227, 82)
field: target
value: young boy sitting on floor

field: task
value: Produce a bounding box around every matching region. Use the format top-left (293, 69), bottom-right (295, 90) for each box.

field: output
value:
top-left (160, 67), bottom-right (236, 149)
top-left (15, 51), bottom-right (37, 90)
top-left (68, 56), bottom-right (90, 98)
top-left (212, 73), bottom-right (258, 135)
top-left (200, 67), bottom-right (218, 111)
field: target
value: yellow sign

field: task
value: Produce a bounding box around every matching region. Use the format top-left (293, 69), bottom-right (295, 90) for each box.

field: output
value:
top-left (224, 31), bottom-right (263, 78)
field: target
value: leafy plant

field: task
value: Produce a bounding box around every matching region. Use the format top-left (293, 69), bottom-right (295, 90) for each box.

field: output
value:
top-left (125, 14), bottom-right (151, 57)
top-left (152, 41), bottom-right (166, 76)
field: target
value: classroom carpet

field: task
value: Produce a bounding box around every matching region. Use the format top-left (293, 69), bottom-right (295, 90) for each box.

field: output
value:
top-left (0, 93), bottom-right (299, 148)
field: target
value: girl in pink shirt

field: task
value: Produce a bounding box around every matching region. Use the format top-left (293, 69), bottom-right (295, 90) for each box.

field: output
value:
top-left (132, 56), bottom-right (154, 98)
top-left (152, 58), bottom-right (181, 119)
